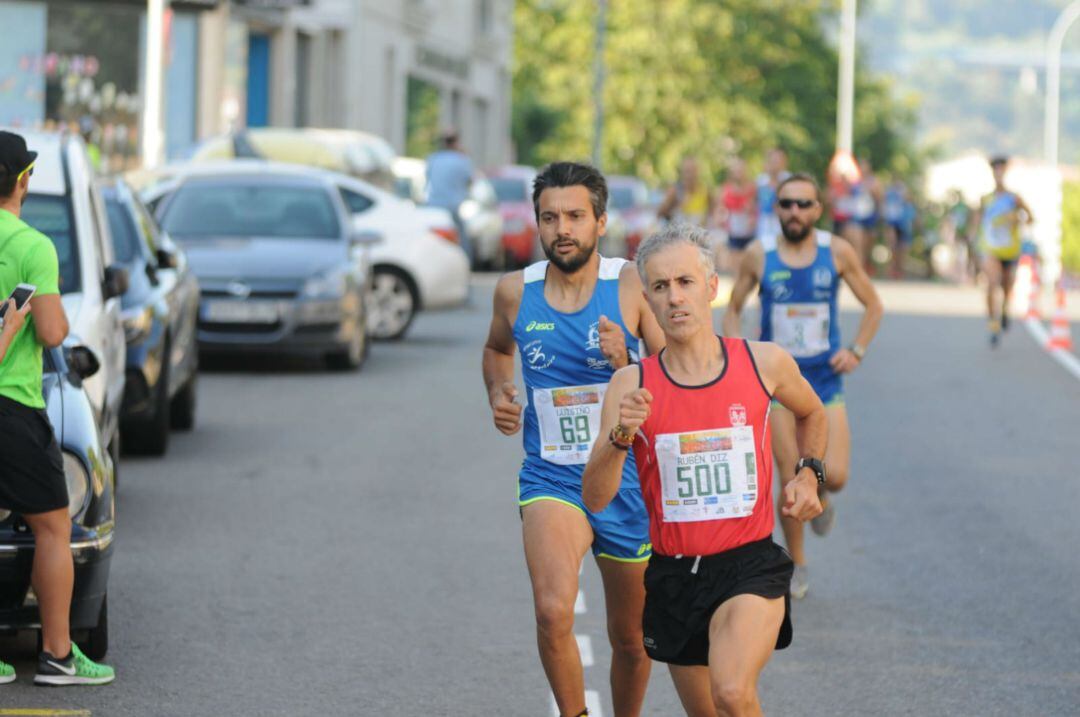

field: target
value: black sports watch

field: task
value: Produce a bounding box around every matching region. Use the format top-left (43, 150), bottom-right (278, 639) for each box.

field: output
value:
top-left (795, 457), bottom-right (827, 486)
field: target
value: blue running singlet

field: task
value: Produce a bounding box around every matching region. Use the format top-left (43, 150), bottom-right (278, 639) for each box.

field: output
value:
top-left (512, 256), bottom-right (651, 561)
top-left (758, 231), bottom-right (844, 405)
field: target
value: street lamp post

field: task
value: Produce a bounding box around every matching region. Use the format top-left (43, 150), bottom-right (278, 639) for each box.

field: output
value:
top-left (1045, 0), bottom-right (1080, 166)
top-left (141, 0), bottom-right (167, 169)
top-left (592, 0), bottom-right (607, 170)
top-left (837, 0), bottom-right (857, 156)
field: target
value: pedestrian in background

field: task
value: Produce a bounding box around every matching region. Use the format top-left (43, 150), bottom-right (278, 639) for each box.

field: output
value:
top-left (426, 129), bottom-right (475, 264)
top-left (658, 156), bottom-right (711, 228)
top-left (713, 156), bottom-right (758, 272)
top-left (755, 147), bottom-right (790, 243)
top-left (0, 130), bottom-right (114, 686)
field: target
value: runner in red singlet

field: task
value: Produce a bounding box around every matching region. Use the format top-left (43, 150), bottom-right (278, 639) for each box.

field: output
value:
top-left (583, 225), bottom-right (827, 716)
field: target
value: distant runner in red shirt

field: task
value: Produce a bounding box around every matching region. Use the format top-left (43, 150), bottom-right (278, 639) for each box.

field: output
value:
top-left (583, 225), bottom-right (827, 716)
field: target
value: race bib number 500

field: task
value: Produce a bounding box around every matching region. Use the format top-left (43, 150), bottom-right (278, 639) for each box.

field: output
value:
top-left (654, 426), bottom-right (759, 522)
top-left (533, 383), bottom-right (607, 466)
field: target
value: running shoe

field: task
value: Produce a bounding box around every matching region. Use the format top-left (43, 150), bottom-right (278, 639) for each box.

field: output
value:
top-left (790, 565), bottom-right (809, 600)
top-left (990, 331), bottom-right (1001, 348)
top-left (811, 497), bottom-right (836, 537)
top-left (34, 643), bottom-right (114, 686)
top-left (0, 659), bottom-right (14, 684)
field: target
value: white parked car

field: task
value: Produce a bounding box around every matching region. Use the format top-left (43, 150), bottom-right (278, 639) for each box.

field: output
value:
top-left (392, 156), bottom-right (505, 269)
top-left (12, 129), bottom-right (128, 462)
top-left (140, 161), bottom-right (469, 341)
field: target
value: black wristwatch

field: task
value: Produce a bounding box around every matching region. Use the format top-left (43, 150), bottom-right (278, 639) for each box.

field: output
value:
top-left (795, 457), bottom-right (827, 486)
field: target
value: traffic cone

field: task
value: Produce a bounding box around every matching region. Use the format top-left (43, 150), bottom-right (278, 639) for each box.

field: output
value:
top-left (1025, 255), bottom-right (1042, 320)
top-left (1046, 282), bottom-right (1074, 351)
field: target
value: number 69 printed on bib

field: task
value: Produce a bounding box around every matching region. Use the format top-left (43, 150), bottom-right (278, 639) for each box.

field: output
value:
top-left (533, 383), bottom-right (607, 466)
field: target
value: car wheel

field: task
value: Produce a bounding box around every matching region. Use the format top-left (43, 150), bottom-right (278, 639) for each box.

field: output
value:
top-left (367, 268), bottom-right (417, 341)
top-left (170, 372), bottom-right (197, 431)
top-left (78, 594), bottom-right (108, 661)
top-left (124, 346), bottom-right (170, 456)
top-left (326, 316), bottom-right (367, 371)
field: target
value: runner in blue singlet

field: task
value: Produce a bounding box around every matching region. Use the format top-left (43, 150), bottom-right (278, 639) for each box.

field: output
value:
top-left (723, 172), bottom-right (883, 600)
top-left (483, 162), bottom-right (665, 717)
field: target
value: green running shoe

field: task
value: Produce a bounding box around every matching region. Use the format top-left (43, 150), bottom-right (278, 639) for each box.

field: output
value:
top-left (0, 659), bottom-right (14, 684)
top-left (34, 643), bottom-right (114, 686)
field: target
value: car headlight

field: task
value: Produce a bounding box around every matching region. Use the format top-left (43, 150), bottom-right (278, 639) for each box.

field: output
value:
top-left (63, 452), bottom-right (90, 519)
top-left (121, 306), bottom-right (154, 343)
top-left (302, 269), bottom-right (348, 298)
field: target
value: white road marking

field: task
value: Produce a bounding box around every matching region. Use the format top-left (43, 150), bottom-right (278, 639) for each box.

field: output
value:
top-left (576, 634), bottom-right (595, 666)
top-left (1025, 318), bottom-right (1080, 382)
top-left (574, 590), bottom-right (586, 614)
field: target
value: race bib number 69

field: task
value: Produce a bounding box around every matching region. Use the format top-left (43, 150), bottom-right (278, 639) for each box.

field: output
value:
top-left (533, 383), bottom-right (607, 466)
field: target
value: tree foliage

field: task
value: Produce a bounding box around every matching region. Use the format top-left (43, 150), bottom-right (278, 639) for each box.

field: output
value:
top-left (512, 0), bottom-right (922, 185)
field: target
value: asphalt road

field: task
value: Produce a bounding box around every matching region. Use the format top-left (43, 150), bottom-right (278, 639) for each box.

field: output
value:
top-left (1, 277), bottom-right (1078, 716)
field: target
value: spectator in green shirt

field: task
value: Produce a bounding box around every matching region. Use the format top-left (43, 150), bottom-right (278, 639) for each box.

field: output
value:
top-left (0, 130), bottom-right (114, 685)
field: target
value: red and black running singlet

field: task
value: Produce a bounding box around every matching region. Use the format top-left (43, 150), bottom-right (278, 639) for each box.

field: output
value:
top-left (634, 337), bottom-right (774, 556)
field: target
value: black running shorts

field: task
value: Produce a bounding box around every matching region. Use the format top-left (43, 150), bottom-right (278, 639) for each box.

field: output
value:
top-left (0, 395), bottom-right (68, 515)
top-left (642, 538), bottom-right (794, 666)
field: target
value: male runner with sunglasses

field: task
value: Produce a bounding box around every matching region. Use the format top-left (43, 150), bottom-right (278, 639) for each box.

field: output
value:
top-left (723, 173), bottom-right (882, 600)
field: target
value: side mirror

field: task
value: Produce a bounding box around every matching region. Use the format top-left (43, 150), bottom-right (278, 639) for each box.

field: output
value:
top-left (102, 265), bottom-right (129, 299)
top-left (350, 230), bottom-right (383, 249)
top-left (67, 345), bottom-right (101, 380)
top-left (156, 248), bottom-right (178, 269)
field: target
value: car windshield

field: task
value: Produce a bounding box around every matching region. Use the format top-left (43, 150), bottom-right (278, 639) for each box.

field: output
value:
top-left (105, 198), bottom-right (141, 264)
top-left (609, 186), bottom-right (638, 210)
top-left (491, 177), bottom-right (528, 203)
top-left (161, 182), bottom-right (341, 239)
top-left (21, 194), bottom-right (81, 293)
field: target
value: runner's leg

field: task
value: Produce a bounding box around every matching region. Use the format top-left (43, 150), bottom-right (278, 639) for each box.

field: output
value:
top-left (596, 558), bottom-right (651, 717)
top-left (823, 404), bottom-right (850, 497)
top-left (707, 594), bottom-right (786, 717)
top-left (1001, 260), bottom-right (1017, 324)
top-left (984, 256), bottom-right (1002, 324)
top-left (668, 665), bottom-right (718, 717)
top-left (23, 508), bottom-right (74, 658)
top-left (523, 500), bottom-right (595, 716)
top-left (771, 406), bottom-right (803, 565)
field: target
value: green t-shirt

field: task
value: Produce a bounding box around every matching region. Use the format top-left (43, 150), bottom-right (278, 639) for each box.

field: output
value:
top-left (0, 208), bottom-right (61, 409)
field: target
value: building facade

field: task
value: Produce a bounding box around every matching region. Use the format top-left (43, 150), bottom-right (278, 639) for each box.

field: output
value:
top-left (0, 0), bottom-right (512, 167)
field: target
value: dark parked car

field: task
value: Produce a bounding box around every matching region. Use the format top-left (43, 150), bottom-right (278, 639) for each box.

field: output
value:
top-left (0, 346), bottom-right (116, 659)
top-left (153, 167), bottom-right (374, 370)
top-left (102, 180), bottom-right (200, 456)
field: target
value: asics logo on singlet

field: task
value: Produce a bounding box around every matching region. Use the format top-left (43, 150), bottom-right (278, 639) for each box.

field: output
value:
top-left (525, 320), bottom-right (555, 332)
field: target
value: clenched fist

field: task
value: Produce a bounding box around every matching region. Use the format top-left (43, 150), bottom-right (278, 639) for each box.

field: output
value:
top-left (491, 382), bottom-right (523, 435)
top-left (781, 472), bottom-right (823, 522)
top-left (598, 315), bottom-right (630, 369)
top-left (618, 387), bottom-right (653, 435)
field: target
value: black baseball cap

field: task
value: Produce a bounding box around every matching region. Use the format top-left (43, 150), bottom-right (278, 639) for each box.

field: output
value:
top-left (0, 131), bottom-right (38, 177)
top-left (989, 155), bottom-right (1009, 168)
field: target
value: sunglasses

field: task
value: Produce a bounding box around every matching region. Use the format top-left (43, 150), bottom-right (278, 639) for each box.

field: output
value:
top-left (777, 198), bottom-right (816, 210)
top-left (16, 162), bottom-right (34, 181)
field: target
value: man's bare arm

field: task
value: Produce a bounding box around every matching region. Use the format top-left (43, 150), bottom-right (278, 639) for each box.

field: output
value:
top-left (482, 273), bottom-right (524, 435)
top-left (722, 242), bottom-right (763, 338)
top-left (618, 263), bottom-right (666, 357)
top-left (582, 366), bottom-right (645, 513)
top-left (752, 342), bottom-right (825, 521)
top-left (29, 294), bottom-right (68, 349)
top-left (830, 238), bottom-right (883, 373)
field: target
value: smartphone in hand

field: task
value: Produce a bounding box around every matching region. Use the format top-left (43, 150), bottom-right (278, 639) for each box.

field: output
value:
top-left (0, 283), bottom-right (37, 320)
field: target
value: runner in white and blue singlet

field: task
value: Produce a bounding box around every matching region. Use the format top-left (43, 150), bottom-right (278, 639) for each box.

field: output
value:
top-left (724, 172), bottom-right (883, 600)
top-left (483, 162), bottom-right (665, 717)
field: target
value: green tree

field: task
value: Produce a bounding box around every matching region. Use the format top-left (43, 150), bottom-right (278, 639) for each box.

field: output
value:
top-left (512, 0), bottom-right (924, 185)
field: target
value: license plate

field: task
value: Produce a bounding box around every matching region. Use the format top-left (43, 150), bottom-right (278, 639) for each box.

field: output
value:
top-left (203, 300), bottom-right (280, 324)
